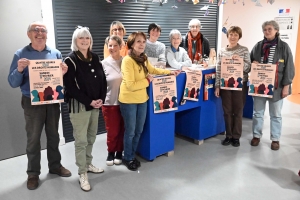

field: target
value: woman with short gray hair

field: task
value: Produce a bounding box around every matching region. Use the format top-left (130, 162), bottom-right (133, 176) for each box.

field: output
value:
top-left (181, 19), bottom-right (210, 63)
top-left (166, 29), bottom-right (192, 69)
top-left (250, 20), bottom-right (295, 150)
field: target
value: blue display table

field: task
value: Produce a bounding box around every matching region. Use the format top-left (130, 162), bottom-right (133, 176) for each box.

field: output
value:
top-left (137, 68), bottom-right (225, 161)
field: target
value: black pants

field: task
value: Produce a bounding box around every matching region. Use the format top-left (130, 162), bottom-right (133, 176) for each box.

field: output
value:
top-left (220, 82), bottom-right (248, 139)
top-left (21, 96), bottom-right (62, 175)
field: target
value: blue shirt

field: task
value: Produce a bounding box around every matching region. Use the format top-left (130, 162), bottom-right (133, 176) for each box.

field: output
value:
top-left (8, 44), bottom-right (62, 97)
top-left (171, 45), bottom-right (179, 53)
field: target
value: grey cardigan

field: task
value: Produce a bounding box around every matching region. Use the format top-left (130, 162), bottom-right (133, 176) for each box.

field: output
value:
top-left (250, 38), bottom-right (295, 101)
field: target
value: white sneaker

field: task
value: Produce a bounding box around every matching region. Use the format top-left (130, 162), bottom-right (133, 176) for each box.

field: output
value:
top-left (79, 173), bottom-right (90, 191)
top-left (87, 164), bottom-right (104, 174)
top-left (113, 158), bottom-right (122, 165)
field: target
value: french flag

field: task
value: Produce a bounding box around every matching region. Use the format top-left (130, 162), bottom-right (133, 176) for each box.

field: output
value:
top-left (279, 9), bottom-right (290, 14)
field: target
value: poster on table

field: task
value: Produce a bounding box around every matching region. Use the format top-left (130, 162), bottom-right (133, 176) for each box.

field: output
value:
top-left (182, 67), bottom-right (202, 101)
top-left (248, 63), bottom-right (276, 98)
top-left (28, 59), bottom-right (64, 105)
top-left (152, 75), bottom-right (178, 113)
top-left (220, 57), bottom-right (244, 91)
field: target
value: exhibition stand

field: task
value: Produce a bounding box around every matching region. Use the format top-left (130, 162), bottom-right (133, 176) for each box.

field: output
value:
top-left (137, 68), bottom-right (226, 161)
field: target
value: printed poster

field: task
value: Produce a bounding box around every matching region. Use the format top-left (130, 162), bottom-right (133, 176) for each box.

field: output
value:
top-left (248, 63), bottom-right (276, 98)
top-left (182, 67), bottom-right (202, 101)
top-left (152, 76), bottom-right (178, 113)
top-left (28, 59), bottom-right (64, 105)
top-left (220, 57), bottom-right (244, 91)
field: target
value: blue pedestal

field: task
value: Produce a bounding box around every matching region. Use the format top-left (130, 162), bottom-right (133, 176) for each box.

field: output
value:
top-left (137, 68), bottom-right (225, 161)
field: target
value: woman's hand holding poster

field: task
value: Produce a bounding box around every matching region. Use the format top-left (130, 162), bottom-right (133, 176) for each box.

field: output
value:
top-left (248, 63), bottom-right (276, 98)
top-left (220, 57), bottom-right (244, 91)
top-left (152, 76), bottom-right (178, 113)
top-left (28, 59), bottom-right (64, 105)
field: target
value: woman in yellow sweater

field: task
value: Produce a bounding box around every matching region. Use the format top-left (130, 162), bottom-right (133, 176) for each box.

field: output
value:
top-left (103, 21), bottom-right (128, 59)
top-left (119, 31), bottom-right (180, 171)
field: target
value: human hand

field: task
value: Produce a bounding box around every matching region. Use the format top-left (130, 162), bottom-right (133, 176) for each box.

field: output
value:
top-left (232, 54), bottom-right (240, 60)
top-left (214, 87), bottom-right (220, 98)
top-left (252, 61), bottom-right (259, 64)
top-left (17, 58), bottom-right (30, 73)
top-left (282, 85), bottom-right (289, 98)
top-left (61, 62), bottom-right (68, 75)
top-left (170, 70), bottom-right (181, 76)
top-left (90, 99), bottom-right (103, 108)
top-left (146, 74), bottom-right (154, 82)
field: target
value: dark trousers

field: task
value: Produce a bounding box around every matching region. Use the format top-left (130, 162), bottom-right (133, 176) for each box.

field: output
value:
top-left (102, 105), bottom-right (124, 153)
top-left (21, 96), bottom-right (62, 175)
top-left (220, 82), bottom-right (248, 139)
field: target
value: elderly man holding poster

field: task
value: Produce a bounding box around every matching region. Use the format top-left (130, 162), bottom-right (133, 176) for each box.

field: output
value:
top-left (8, 21), bottom-right (71, 190)
top-left (214, 26), bottom-right (251, 147)
top-left (250, 20), bottom-right (295, 150)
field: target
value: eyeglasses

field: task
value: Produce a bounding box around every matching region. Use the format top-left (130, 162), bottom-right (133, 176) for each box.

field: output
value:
top-left (263, 28), bottom-right (274, 32)
top-left (75, 25), bottom-right (89, 30)
top-left (190, 25), bottom-right (200, 29)
top-left (30, 27), bottom-right (47, 34)
top-left (112, 28), bottom-right (123, 32)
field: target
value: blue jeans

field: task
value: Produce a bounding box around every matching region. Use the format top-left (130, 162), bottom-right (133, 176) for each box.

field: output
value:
top-left (120, 102), bottom-right (147, 161)
top-left (252, 97), bottom-right (283, 141)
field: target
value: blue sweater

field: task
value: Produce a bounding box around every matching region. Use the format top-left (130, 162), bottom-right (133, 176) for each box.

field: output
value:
top-left (8, 44), bottom-right (62, 97)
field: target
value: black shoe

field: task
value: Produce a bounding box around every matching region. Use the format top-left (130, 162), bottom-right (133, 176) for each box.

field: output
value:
top-left (133, 158), bottom-right (141, 168)
top-left (123, 159), bottom-right (138, 171)
top-left (232, 139), bottom-right (240, 147)
top-left (106, 152), bottom-right (115, 166)
top-left (222, 137), bottom-right (232, 146)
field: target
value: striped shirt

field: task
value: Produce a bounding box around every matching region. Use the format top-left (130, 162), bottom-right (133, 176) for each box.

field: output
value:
top-left (261, 45), bottom-right (276, 64)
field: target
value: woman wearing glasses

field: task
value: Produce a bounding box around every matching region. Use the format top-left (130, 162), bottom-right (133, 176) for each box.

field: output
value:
top-left (250, 20), bottom-right (294, 150)
top-left (119, 31), bottom-right (180, 171)
top-left (181, 19), bottom-right (210, 63)
top-left (102, 35), bottom-right (124, 166)
top-left (64, 26), bottom-right (107, 191)
top-left (103, 21), bottom-right (128, 59)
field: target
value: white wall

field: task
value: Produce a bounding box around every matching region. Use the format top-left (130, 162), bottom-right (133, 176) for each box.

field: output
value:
top-left (219, 0), bottom-right (299, 57)
top-left (0, 0), bottom-right (43, 160)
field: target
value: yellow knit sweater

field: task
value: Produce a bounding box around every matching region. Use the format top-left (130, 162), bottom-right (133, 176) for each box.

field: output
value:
top-left (119, 55), bottom-right (171, 104)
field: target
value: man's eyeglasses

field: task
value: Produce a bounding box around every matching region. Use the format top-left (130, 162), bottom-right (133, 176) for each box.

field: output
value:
top-left (75, 25), bottom-right (89, 30)
top-left (112, 28), bottom-right (123, 32)
top-left (30, 27), bottom-right (48, 34)
top-left (189, 25), bottom-right (200, 29)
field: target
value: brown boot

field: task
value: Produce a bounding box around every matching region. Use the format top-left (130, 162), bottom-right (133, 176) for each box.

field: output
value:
top-left (250, 137), bottom-right (260, 146)
top-left (49, 166), bottom-right (72, 177)
top-left (271, 141), bottom-right (280, 150)
top-left (27, 175), bottom-right (39, 190)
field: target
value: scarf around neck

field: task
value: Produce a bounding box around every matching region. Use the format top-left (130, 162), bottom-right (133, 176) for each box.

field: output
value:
top-left (75, 50), bottom-right (92, 62)
top-left (187, 31), bottom-right (203, 61)
top-left (261, 37), bottom-right (278, 63)
top-left (129, 50), bottom-right (148, 75)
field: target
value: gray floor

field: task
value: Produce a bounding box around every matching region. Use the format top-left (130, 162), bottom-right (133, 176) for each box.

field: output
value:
top-left (0, 99), bottom-right (300, 200)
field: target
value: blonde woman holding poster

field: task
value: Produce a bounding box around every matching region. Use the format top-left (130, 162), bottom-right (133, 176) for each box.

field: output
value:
top-left (250, 20), bottom-right (295, 150)
top-left (215, 26), bottom-right (251, 147)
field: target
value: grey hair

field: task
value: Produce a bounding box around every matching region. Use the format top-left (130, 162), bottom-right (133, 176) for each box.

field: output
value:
top-left (105, 35), bottom-right (122, 47)
top-left (188, 19), bottom-right (202, 29)
top-left (169, 29), bottom-right (182, 42)
top-left (262, 20), bottom-right (280, 36)
top-left (27, 21), bottom-right (47, 32)
top-left (71, 27), bottom-right (93, 51)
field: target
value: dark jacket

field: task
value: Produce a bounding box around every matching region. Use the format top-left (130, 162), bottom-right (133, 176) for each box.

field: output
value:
top-left (180, 32), bottom-right (210, 57)
top-left (64, 51), bottom-right (107, 112)
top-left (250, 38), bottom-right (295, 101)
